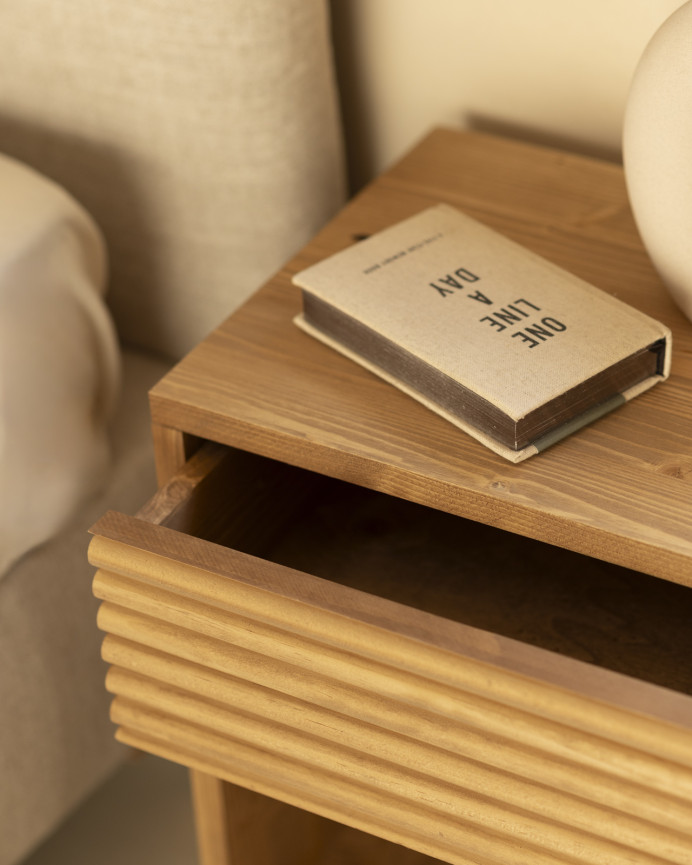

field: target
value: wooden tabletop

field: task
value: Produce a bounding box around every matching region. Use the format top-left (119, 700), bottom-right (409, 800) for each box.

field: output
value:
top-left (150, 128), bottom-right (692, 588)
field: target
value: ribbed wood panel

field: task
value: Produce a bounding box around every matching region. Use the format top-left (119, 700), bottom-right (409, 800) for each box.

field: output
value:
top-left (90, 524), bottom-right (692, 865)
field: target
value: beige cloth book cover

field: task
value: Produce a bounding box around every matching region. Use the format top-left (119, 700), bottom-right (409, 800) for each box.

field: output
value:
top-left (293, 204), bottom-right (671, 462)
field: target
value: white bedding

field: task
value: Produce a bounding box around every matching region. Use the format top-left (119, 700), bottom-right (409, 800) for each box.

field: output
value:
top-left (0, 154), bottom-right (120, 577)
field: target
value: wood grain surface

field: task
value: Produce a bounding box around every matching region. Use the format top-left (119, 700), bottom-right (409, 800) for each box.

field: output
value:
top-left (148, 129), bottom-right (692, 587)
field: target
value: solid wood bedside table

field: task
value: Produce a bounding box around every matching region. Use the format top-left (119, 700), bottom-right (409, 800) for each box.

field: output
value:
top-left (90, 128), bottom-right (692, 865)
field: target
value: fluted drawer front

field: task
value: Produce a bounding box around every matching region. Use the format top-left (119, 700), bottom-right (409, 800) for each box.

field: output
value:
top-left (89, 445), bottom-right (692, 865)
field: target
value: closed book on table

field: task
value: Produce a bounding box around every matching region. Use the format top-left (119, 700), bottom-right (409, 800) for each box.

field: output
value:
top-left (292, 204), bottom-right (671, 462)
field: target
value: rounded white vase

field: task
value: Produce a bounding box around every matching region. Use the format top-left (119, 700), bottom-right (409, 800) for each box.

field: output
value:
top-left (623, 0), bottom-right (692, 323)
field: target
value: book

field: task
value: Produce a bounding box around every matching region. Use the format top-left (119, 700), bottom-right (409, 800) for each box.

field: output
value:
top-left (292, 204), bottom-right (672, 462)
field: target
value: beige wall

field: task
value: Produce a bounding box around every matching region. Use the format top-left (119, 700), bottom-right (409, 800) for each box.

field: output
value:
top-left (331, 0), bottom-right (684, 189)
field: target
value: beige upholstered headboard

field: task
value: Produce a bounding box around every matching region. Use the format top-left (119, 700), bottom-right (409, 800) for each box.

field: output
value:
top-left (0, 0), bottom-right (345, 359)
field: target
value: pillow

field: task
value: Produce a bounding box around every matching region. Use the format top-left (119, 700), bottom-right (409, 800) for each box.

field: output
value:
top-left (0, 154), bottom-right (120, 578)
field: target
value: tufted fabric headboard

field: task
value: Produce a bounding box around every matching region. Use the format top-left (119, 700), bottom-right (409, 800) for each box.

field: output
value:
top-left (0, 0), bottom-right (345, 359)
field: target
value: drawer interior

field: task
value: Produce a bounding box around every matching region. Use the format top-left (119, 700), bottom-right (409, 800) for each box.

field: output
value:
top-left (155, 444), bottom-right (692, 698)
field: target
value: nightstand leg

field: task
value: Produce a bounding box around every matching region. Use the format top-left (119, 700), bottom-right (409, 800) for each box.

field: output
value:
top-left (190, 771), bottom-right (329, 865)
top-left (152, 424), bottom-right (203, 484)
top-left (191, 772), bottom-right (233, 865)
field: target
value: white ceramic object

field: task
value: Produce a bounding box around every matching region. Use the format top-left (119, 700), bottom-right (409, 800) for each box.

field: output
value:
top-left (624, 0), bottom-right (692, 323)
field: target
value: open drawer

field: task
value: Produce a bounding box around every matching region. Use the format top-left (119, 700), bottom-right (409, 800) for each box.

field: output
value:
top-left (90, 441), bottom-right (692, 865)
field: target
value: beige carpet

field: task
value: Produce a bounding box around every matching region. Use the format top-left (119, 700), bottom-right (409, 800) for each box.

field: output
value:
top-left (21, 754), bottom-right (196, 865)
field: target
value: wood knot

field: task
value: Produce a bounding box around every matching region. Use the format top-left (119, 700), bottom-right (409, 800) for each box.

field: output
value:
top-left (656, 461), bottom-right (692, 481)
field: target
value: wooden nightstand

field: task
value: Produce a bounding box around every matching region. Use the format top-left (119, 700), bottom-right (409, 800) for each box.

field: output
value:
top-left (90, 128), bottom-right (692, 865)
